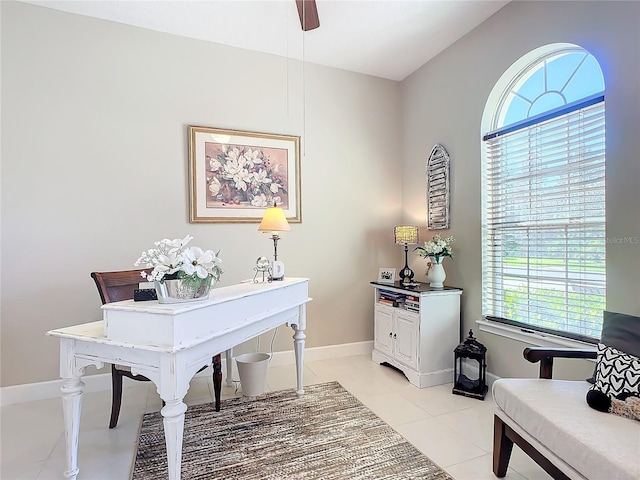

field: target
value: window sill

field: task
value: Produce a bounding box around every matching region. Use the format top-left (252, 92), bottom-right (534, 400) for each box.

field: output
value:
top-left (476, 318), bottom-right (597, 352)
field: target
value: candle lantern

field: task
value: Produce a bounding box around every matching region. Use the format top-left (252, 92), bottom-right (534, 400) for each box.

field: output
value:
top-left (452, 329), bottom-right (488, 400)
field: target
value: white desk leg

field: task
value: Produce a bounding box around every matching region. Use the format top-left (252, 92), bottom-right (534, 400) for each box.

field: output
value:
top-left (61, 377), bottom-right (84, 480)
top-left (225, 348), bottom-right (233, 386)
top-left (292, 324), bottom-right (306, 398)
top-left (161, 400), bottom-right (188, 480)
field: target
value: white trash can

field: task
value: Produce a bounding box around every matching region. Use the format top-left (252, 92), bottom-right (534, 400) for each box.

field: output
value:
top-left (235, 353), bottom-right (270, 397)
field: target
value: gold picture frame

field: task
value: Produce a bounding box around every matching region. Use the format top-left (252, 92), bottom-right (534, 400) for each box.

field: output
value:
top-left (189, 126), bottom-right (301, 223)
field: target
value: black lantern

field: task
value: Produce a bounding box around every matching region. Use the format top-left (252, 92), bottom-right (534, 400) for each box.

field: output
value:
top-left (453, 329), bottom-right (488, 400)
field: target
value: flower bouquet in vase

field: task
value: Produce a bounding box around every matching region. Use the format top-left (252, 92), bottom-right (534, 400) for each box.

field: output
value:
top-left (415, 234), bottom-right (455, 288)
top-left (135, 235), bottom-right (223, 303)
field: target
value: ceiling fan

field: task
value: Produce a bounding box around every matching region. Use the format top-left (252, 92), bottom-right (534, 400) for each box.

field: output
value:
top-left (295, 0), bottom-right (320, 31)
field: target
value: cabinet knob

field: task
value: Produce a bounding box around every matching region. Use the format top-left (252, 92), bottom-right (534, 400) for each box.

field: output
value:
top-left (393, 333), bottom-right (397, 339)
top-left (389, 332), bottom-right (393, 337)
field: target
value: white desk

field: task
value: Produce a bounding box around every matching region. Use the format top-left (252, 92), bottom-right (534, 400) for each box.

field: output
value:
top-left (48, 278), bottom-right (311, 480)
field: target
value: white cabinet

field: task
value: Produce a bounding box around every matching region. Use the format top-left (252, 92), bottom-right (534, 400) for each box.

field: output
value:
top-left (371, 282), bottom-right (462, 388)
top-left (374, 305), bottom-right (419, 369)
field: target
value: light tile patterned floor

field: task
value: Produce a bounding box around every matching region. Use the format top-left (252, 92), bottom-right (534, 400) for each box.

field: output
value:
top-left (1, 355), bottom-right (551, 480)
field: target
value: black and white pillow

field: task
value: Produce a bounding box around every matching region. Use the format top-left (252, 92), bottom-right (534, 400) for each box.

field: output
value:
top-left (587, 311), bottom-right (640, 384)
top-left (594, 343), bottom-right (640, 397)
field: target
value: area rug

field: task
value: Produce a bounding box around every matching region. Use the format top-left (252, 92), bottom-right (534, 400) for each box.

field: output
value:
top-left (132, 381), bottom-right (452, 480)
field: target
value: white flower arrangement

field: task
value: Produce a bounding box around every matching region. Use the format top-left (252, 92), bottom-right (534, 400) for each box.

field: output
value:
top-left (415, 234), bottom-right (456, 263)
top-left (134, 235), bottom-right (223, 284)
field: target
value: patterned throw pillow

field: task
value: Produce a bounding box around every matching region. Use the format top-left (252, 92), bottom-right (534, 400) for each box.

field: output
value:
top-left (594, 343), bottom-right (640, 397)
top-left (587, 311), bottom-right (640, 384)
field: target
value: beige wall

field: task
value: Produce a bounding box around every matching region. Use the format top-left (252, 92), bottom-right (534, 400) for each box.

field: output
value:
top-left (401, 0), bottom-right (640, 379)
top-left (1, 2), bottom-right (402, 386)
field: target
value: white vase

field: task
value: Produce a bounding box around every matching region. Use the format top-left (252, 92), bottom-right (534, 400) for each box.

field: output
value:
top-left (154, 276), bottom-right (215, 304)
top-left (427, 258), bottom-right (446, 288)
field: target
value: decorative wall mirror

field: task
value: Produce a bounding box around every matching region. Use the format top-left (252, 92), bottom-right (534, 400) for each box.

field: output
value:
top-left (426, 144), bottom-right (450, 229)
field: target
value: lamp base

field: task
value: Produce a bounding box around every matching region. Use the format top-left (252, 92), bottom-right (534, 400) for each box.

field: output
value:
top-left (399, 267), bottom-right (414, 284)
top-left (271, 260), bottom-right (285, 281)
top-left (399, 243), bottom-right (414, 284)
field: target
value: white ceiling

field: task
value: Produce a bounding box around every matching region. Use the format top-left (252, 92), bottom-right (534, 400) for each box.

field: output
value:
top-left (20, 0), bottom-right (509, 81)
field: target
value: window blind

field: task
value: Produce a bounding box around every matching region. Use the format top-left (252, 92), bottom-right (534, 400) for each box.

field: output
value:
top-left (482, 101), bottom-right (606, 341)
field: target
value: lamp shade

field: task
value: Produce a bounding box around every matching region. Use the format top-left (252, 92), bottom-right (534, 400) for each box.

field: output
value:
top-left (258, 205), bottom-right (291, 233)
top-left (394, 226), bottom-right (419, 245)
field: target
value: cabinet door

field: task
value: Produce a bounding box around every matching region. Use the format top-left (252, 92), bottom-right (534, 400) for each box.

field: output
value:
top-left (374, 305), bottom-right (394, 356)
top-left (395, 310), bottom-right (419, 369)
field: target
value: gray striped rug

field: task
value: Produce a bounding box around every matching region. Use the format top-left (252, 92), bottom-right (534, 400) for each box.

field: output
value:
top-left (132, 381), bottom-right (453, 480)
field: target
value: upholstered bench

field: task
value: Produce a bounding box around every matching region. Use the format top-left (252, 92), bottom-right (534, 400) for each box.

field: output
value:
top-left (493, 373), bottom-right (640, 479)
top-left (492, 311), bottom-right (640, 480)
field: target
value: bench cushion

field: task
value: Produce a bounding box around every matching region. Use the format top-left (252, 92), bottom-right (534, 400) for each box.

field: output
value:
top-left (493, 379), bottom-right (640, 480)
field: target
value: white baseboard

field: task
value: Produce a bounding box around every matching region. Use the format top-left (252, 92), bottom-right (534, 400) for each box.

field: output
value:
top-left (0, 372), bottom-right (114, 407)
top-left (267, 340), bottom-right (374, 366)
top-left (1, 341), bottom-right (374, 407)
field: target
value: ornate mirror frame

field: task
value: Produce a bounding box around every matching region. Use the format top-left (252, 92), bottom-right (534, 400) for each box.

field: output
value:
top-left (426, 144), bottom-right (450, 229)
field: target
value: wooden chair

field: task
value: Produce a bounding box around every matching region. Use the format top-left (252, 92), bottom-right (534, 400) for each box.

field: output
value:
top-left (91, 269), bottom-right (223, 428)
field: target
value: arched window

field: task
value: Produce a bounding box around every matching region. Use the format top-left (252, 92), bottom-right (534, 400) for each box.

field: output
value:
top-left (481, 44), bottom-right (606, 341)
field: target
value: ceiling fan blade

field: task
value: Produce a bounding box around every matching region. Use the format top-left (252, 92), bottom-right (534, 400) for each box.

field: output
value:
top-left (295, 0), bottom-right (320, 31)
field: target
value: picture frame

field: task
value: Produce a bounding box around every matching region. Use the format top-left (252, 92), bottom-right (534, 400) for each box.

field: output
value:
top-left (189, 126), bottom-right (301, 223)
top-left (377, 267), bottom-right (396, 284)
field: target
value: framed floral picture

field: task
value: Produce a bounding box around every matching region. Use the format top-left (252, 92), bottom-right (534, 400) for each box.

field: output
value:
top-left (189, 126), bottom-right (301, 223)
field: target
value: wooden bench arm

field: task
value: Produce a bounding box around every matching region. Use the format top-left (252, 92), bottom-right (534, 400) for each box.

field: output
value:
top-left (523, 347), bottom-right (597, 379)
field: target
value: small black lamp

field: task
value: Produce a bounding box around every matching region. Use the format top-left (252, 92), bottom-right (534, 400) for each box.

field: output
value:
top-left (453, 329), bottom-right (488, 400)
top-left (394, 226), bottom-right (419, 284)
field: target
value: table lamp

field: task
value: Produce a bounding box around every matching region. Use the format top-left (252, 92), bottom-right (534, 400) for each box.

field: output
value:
top-left (394, 226), bottom-right (419, 284)
top-left (258, 202), bottom-right (291, 281)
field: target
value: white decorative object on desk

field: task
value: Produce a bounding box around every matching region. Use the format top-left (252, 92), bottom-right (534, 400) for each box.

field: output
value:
top-left (134, 235), bottom-right (222, 303)
top-left (253, 256), bottom-right (272, 283)
top-left (272, 260), bottom-right (285, 279)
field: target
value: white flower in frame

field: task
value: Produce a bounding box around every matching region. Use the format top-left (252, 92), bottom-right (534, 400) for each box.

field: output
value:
top-left (224, 146), bottom-right (241, 164)
top-left (243, 148), bottom-right (263, 168)
top-left (224, 156), bottom-right (242, 177)
top-left (208, 177), bottom-right (221, 196)
top-left (209, 158), bottom-right (222, 172)
top-left (251, 193), bottom-right (269, 207)
top-left (232, 168), bottom-right (252, 192)
top-left (253, 169), bottom-right (272, 185)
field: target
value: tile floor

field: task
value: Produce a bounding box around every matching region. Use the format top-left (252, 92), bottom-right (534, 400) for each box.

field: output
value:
top-left (1, 355), bottom-right (551, 480)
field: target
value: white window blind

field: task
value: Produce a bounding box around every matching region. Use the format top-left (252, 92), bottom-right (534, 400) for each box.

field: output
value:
top-left (482, 100), bottom-right (606, 341)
